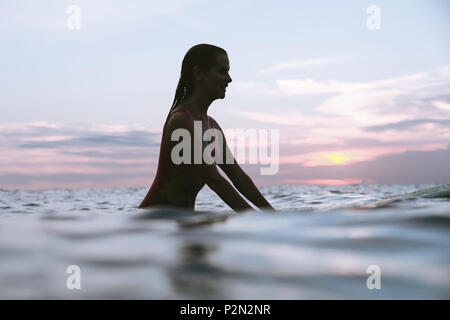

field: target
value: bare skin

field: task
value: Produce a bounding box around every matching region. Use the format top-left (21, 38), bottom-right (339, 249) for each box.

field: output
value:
top-left (139, 53), bottom-right (274, 212)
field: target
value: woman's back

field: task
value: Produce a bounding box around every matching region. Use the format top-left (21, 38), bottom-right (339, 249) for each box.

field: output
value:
top-left (138, 107), bottom-right (216, 209)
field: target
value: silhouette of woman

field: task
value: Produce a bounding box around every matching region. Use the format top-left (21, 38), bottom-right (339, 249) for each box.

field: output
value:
top-left (138, 44), bottom-right (274, 212)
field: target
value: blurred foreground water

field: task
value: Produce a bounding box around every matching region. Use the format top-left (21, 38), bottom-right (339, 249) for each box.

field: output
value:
top-left (0, 184), bottom-right (449, 299)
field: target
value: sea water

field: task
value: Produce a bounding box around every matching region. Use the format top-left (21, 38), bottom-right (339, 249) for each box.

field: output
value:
top-left (0, 184), bottom-right (449, 299)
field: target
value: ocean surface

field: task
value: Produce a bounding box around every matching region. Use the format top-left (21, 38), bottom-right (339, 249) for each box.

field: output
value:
top-left (0, 184), bottom-right (449, 299)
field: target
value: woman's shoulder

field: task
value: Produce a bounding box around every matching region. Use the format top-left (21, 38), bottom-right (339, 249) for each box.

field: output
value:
top-left (207, 115), bottom-right (221, 130)
top-left (165, 107), bottom-right (195, 133)
top-left (168, 105), bottom-right (197, 120)
top-left (166, 107), bottom-right (189, 123)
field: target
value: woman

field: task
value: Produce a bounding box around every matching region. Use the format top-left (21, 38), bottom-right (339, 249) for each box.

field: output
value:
top-left (139, 44), bottom-right (274, 212)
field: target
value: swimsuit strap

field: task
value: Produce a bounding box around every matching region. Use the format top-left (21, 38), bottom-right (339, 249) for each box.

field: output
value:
top-left (166, 108), bottom-right (196, 122)
top-left (165, 108), bottom-right (216, 130)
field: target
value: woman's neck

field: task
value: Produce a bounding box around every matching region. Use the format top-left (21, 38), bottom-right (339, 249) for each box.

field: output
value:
top-left (183, 90), bottom-right (214, 118)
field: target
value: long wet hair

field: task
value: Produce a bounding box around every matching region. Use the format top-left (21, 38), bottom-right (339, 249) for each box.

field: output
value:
top-left (167, 44), bottom-right (227, 120)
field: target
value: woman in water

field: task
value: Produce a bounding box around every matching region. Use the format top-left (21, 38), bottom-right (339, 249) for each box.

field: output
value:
top-left (139, 44), bottom-right (274, 212)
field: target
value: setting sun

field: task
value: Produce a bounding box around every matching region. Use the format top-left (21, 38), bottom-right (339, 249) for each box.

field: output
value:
top-left (326, 153), bottom-right (350, 164)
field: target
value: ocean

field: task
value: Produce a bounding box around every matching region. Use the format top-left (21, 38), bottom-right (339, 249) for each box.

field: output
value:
top-left (0, 184), bottom-right (449, 299)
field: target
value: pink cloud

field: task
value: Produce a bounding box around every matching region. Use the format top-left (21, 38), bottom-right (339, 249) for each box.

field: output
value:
top-left (0, 122), bottom-right (160, 189)
top-left (280, 143), bottom-right (449, 167)
top-left (286, 179), bottom-right (363, 186)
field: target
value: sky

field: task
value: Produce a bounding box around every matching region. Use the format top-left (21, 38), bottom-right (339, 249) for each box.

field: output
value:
top-left (0, 0), bottom-right (449, 190)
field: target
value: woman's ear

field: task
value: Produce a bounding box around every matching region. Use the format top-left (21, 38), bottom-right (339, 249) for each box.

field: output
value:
top-left (192, 65), bottom-right (204, 82)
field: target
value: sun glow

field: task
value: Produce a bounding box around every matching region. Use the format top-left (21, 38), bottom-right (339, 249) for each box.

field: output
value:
top-left (326, 153), bottom-right (349, 164)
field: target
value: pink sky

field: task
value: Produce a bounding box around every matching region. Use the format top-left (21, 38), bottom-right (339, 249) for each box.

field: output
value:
top-left (1, 91), bottom-right (449, 191)
top-left (1, 66), bottom-right (450, 190)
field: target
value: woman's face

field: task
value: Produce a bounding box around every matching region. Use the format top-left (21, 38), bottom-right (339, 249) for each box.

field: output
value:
top-left (201, 53), bottom-right (232, 100)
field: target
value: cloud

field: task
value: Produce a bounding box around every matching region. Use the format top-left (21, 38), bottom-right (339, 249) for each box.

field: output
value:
top-left (279, 143), bottom-right (448, 167)
top-left (230, 65), bottom-right (450, 129)
top-left (0, 121), bottom-right (161, 148)
top-left (274, 78), bottom-right (373, 94)
top-left (227, 107), bottom-right (449, 167)
top-left (312, 67), bottom-right (450, 133)
top-left (17, 131), bottom-right (160, 149)
top-left (254, 144), bottom-right (450, 186)
top-left (0, 171), bottom-right (154, 190)
top-left (364, 118), bottom-right (450, 132)
top-left (226, 65), bottom-right (450, 169)
top-left (226, 110), bottom-right (318, 126)
top-left (271, 65), bottom-right (450, 96)
top-left (0, 122), bottom-right (161, 189)
top-left (432, 100), bottom-right (450, 112)
top-left (227, 82), bottom-right (272, 95)
top-left (1, 119), bottom-right (449, 189)
top-left (260, 57), bottom-right (349, 75)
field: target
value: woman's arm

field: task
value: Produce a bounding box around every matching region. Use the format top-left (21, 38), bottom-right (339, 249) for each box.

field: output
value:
top-left (221, 162), bottom-right (274, 210)
top-left (205, 173), bottom-right (255, 212)
top-left (210, 118), bottom-right (275, 211)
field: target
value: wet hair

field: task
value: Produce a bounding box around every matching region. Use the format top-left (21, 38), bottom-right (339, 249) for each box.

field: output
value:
top-left (167, 44), bottom-right (227, 119)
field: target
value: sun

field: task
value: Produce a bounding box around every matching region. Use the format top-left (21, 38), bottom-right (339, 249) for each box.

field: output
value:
top-left (326, 153), bottom-right (350, 164)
